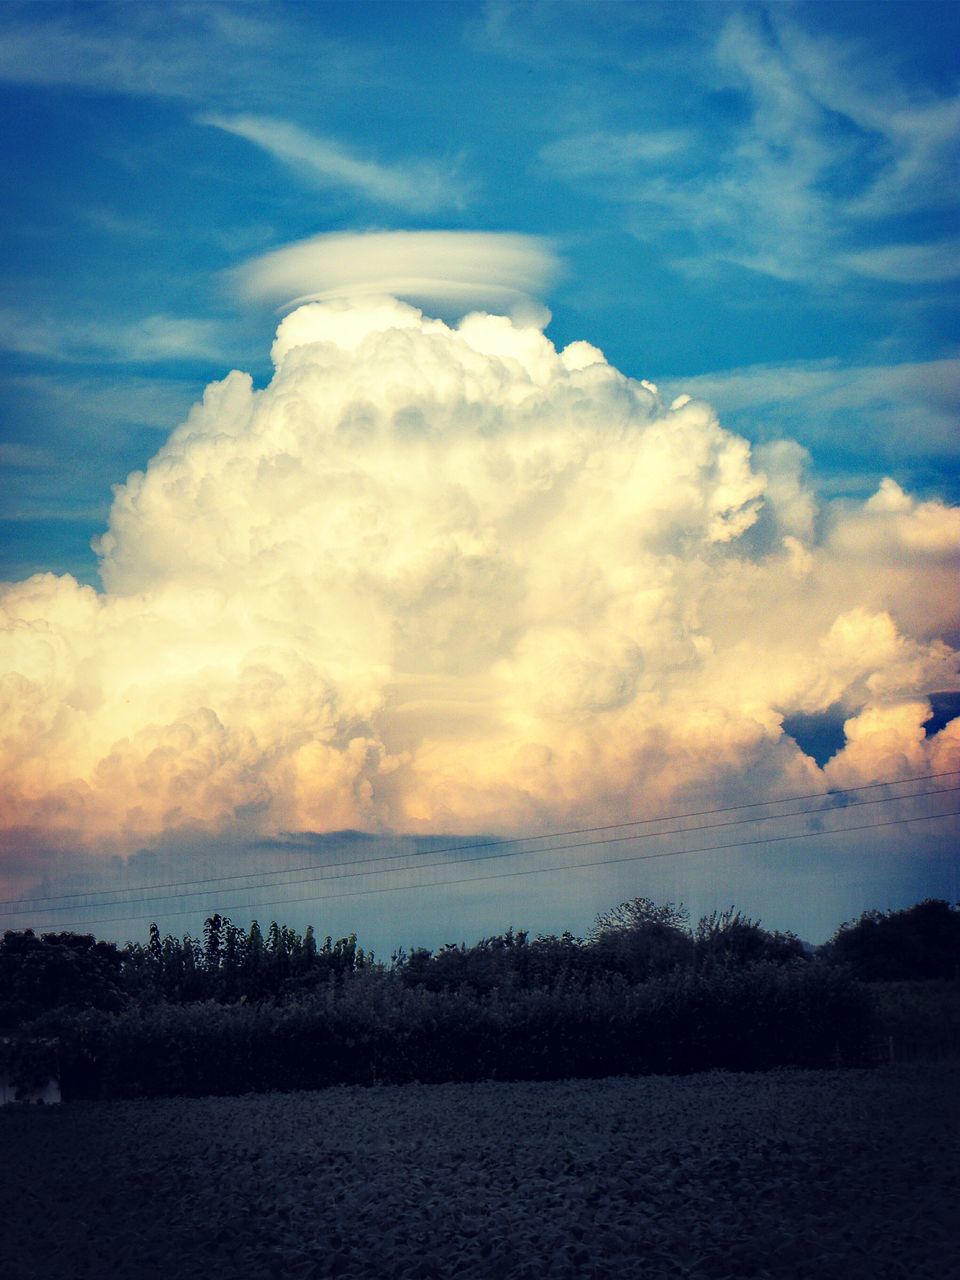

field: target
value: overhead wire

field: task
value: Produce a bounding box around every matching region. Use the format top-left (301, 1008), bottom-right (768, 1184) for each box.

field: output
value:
top-left (2, 781), bottom-right (958, 922)
top-left (3, 768), bottom-right (958, 915)
top-left (12, 794), bottom-right (959, 933)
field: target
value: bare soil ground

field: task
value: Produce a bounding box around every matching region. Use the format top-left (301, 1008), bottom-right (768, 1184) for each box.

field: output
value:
top-left (1, 1063), bottom-right (957, 1279)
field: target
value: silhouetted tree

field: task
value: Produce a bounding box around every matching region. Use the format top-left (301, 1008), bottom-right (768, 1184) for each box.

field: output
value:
top-left (695, 907), bottom-right (806, 969)
top-left (827, 899), bottom-right (960, 981)
top-left (203, 914), bottom-right (224, 971)
top-left (0, 929), bottom-right (125, 1028)
top-left (588, 897), bottom-right (694, 981)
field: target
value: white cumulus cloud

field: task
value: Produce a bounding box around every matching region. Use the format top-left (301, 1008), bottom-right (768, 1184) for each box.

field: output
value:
top-left (0, 297), bottom-right (957, 864)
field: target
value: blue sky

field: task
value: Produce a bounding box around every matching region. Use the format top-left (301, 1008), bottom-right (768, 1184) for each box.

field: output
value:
top-left (0, 1), bottom-right (957, 950)
top-left (2, 0), bottom-right (958, 584)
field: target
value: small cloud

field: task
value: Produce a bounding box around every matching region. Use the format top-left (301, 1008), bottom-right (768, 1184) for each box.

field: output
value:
top-left (831, 480), bottom-right (960, 559)
top-left (81, 208), bottom-right (159, 239)
top-left (117, 316), bottom-right (230, 363)
top-left (199, 113), bottom-right (467, 213)
top-left (541, 129), bottom-right (691, 179)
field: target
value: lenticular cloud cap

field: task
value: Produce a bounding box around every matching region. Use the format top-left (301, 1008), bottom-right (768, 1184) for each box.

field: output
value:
top-left (231, 229), bottom-right (560, 324)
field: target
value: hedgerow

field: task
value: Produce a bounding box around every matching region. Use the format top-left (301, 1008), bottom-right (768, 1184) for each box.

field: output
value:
top-left (18, 959), bottom-right (872, 1100)
top-left (6, 895), bottom-right (955, 1099)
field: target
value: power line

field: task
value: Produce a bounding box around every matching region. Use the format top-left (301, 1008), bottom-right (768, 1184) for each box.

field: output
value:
top-left (3, 773), bottom-right (957, 926)
top-left (4, 768), bottom-right (958, 913)
top-left (18, 802), bottom-right (960, 934)
top-left (9, 781), bottom-right (960, 920)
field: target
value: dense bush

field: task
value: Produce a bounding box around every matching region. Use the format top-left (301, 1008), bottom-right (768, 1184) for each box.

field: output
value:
top-left (19, 959), bottom-right (872, 1100)
top-left (825, 899), bottom-right (960, 981)
top-left (0, 930), bottom-right (125, 1029)
top-left (588, 898), bottom-right (696, 981)
top-left (869, 980), bottom-right (960, 1061)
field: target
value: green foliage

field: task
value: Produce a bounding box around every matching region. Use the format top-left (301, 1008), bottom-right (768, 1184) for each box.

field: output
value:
top-left (117, 917), bottom-right (368, 1011)
top-left (592, 897), bottom-right (691, 937)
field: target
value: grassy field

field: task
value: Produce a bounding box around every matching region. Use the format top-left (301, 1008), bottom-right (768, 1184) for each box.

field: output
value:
top-left (1, 1063), bottom-right (957, 1280)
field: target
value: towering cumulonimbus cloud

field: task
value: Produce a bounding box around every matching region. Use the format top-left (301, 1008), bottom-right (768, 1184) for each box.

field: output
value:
top-left (1, 296), bottom-right (958, 857)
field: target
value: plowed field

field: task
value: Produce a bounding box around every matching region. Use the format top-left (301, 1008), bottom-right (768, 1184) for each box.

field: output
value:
top-left (1, 1064), bottom-right (956, 1279)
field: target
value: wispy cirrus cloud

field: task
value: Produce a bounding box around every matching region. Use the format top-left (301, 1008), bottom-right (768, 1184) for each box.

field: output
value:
top-left (539, 10), bottom-right (960, 287)
top-left (0, 441), bottom-right (56, 472)
top-left (540, 128), bottom-right (691, 179)
top-left (837, 239), bottom-right (960, 286)
top-left (772, 16), bottom-right (960, 221)
top-left (468, 0), bottom-right (696, 68)
top-left (0, 372), bottom-right (204, 529)
top-left (0, 310), bottom-right (230, 365)
top-left (660, 355), bottom-right (960, 494)
top-left (0, 2), bottom-right (370, 106)
top-left (3, 372), bottom-right (205, 437)
top-left (199, 114), bottom-right (468, 213)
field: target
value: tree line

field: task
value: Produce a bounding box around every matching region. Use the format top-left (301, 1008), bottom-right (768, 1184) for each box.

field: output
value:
top-left (0, 898), bottom-right (956, 1098)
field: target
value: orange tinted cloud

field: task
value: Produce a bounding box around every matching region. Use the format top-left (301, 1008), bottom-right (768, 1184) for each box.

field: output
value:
top-left (1, 298), bottom-right (957, 853)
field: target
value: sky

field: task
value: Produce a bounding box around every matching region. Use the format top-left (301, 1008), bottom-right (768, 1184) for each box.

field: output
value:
top-left (0, 0), bottom-right (958, 955)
